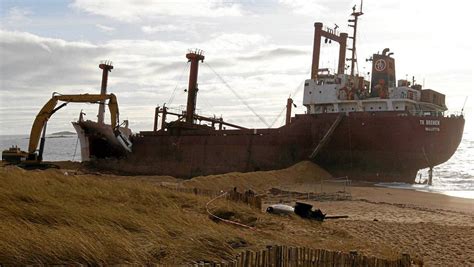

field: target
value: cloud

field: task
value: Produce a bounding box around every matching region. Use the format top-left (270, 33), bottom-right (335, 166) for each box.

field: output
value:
top-left (71, 0), bottom-right (244, 22)
top-left (141, 24), bottom-right (185, 34)
top-left (238, 47), bottom-right (309, 61)
top-left (3, 7), bottom-right (32, 26)
top-left (278, 0), bottom-right (329, 16)
top-left (204, 33), bottom-right (269, 53)
top-left (96, 24), bottom-right (115, 33)
top-left (0, 29), bottom-right (311, 134)
top-left (0, 30), bottom-right (101, 92)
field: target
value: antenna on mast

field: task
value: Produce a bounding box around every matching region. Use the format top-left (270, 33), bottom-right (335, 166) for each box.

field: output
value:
top-left (347, 0), bottom-right (364, 77)
top-left (461, 96), bottom-right (468, 115)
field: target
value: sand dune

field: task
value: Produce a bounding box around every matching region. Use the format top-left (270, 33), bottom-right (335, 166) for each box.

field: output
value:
top-left (182, 160), bottom-right (332, 192)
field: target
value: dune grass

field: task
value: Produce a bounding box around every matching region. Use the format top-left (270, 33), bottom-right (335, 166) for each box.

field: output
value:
top-left (0, 167), bottom-right (239, 264)
top-left (0, 165), bottom-right (400, 265)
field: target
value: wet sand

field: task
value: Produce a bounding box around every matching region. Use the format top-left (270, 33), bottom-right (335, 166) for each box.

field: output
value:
top-left (350, 184), bottom-right (474, 213)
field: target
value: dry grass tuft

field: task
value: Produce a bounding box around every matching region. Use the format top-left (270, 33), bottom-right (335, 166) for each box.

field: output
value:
top-left (0, 167), bottom-right (239, 264)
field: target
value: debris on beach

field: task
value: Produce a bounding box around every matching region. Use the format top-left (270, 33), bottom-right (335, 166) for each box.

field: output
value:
top-left (266, 201), bottom-right (349, 222)
top-left (265, 204), bottom-right (295, 215)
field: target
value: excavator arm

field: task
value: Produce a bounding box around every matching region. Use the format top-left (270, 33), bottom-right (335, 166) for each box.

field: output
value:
top-left (28, 93), bottom-right (119, 156)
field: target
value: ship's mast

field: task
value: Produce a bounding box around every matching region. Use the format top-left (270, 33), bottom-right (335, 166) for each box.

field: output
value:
top-left (348, 1), bottom-right (363, 76)
top-left (98, 61), bottom-right (113, 124)
top-left (185, 49), bottom-right (205, 124)
top-left (311, 25), bottom-right (348, 79)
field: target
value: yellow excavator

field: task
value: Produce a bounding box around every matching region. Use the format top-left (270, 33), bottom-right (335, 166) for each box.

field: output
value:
top-left (2, 93), bottom-right (119, 165)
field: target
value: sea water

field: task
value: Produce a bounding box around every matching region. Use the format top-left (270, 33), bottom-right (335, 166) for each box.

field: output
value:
top-left (1, 130), bottom-right (473, 199)
top-left (377, 129), bottom-right (474, 199)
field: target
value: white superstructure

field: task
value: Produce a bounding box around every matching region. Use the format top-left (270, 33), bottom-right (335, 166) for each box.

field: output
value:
top-left (302, 69), bottom-right (447, 116)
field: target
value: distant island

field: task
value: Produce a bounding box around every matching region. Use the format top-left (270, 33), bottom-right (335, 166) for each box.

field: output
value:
top-left (51, 131), bottom-right (76, 136)
top-left (47, 131), bottom-right (77, 138)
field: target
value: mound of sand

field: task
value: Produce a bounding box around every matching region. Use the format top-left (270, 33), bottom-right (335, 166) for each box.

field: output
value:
top-left (182, 161), bottom-right (332, 193)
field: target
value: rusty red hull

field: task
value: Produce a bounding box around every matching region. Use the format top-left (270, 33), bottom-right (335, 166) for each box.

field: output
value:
top-left (83, 111), bottom-right (464, 183)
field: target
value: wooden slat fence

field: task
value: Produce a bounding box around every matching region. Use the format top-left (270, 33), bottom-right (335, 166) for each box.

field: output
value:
top-left (267, 188), bottom-right (351, 203)
top-left (163, 186), bottom-right (223, 198)
top-left (227, 189), bottom-right (263, 210)
top-left (194, 245), bottom-right (414, 267)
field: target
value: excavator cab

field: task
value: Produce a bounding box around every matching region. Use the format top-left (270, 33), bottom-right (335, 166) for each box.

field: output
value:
top-left (2, 145), bottom-right (53, 169)
top-left (2, 146), bottom-right (30, 163)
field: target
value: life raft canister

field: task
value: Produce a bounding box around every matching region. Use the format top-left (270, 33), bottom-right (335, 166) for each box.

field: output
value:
top-left (348, 88), bottom-right (357, 100)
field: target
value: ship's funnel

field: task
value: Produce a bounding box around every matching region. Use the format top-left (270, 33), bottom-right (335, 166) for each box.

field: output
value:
top-left (371, 49), bottom-right (396, 98)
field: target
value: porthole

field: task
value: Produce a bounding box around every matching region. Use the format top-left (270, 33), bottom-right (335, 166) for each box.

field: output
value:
top-left (370, 107), bottom-right (373, 110)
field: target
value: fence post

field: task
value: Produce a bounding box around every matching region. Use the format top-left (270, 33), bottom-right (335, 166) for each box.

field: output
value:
top-left (239, 251), bottom-right (245, 267)
top-left (302, 247), bottom-right (306, 267)
top-left (243, 250), bottom-right (249, 267)
top-left (271, 247), bottom-right (275, 267)
top-left (262, 249), bottom-right (266, 267)
top-left (255, 250), bottom-right (261, 267)
top-left (401, 253), bottom-right (410, 267)
top-left (274, 246), bottom-right (278, 267)
top-left (273, 245), bottom-right (278, 267)
top-left (208, 248), bottom-right (411, 267)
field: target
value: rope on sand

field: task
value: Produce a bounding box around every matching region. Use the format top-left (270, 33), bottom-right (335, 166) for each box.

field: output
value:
top-left (205, 191), bottom-right (257, 231)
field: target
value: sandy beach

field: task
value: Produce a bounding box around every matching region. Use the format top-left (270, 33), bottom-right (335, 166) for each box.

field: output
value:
top-left (182, 162), bottom-right (474, 266)
top-left (0, 161), bottom-right (472, 265)
top-left (312, 186), bottom-right (474, 265)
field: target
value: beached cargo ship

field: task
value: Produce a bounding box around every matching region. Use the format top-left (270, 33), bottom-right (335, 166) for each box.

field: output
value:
top-left (73, 6), bottom-right (464, 182)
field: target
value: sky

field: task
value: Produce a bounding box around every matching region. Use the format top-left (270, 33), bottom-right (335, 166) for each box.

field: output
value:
top-left (0, 0), bottom-right (472, 135)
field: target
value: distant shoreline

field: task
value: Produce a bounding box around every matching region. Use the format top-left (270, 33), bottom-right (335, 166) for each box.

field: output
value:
top-left (50, 131), bottom-right (76, 136)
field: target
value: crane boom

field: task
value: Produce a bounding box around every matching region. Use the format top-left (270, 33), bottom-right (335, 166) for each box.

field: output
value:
top-left (28, 93), bottom-right (119, 155)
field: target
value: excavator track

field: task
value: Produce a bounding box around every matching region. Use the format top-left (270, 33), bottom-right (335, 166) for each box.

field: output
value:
top-left (17, 162), bottom-right (60, 170)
